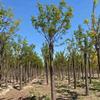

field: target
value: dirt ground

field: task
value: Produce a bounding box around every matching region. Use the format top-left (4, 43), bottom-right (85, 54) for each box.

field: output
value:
top-left (0, 79), bottom-right (51, 100)
top-left (0, 79), bottom-right (100, 100)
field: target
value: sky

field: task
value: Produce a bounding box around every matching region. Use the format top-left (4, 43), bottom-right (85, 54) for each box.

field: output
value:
top-left (0, 0), bottom-right (100, 56)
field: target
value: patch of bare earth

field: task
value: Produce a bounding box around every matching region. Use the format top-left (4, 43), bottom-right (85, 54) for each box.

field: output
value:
top-left (0, 79), bottom-right (100, 100)
top-left (0, 79), bottom-right (50, 100)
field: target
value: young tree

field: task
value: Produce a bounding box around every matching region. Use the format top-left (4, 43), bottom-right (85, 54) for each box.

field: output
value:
top-left (67, 38), bottom-right (77, 89)
top-left (84, 0), bottom-right (100, 72)
top-left (0, 3), bottom-right (20, 87)
top-left (31, 0), bottom-right (73, 99)
top-left (41, 43), bottom-right (49, 85)
top-left (74, 25), bottom-right (94, 95)
top-left (54, 51), bottom-right (67, 80)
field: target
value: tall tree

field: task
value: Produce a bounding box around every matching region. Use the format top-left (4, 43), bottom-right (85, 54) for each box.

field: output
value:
top-left (31, 0), bottom-right (72, 99)
top-left (54, 51), bottom-right (67, 80)
top-left (0, 3), bottom-right (20, 87)
top-left (84, 0), bottom-right (100, 72)
top-left (41, 43), bottom-right (49, 85)
top-left (74, 25), bottom-right (94, 95)
top-left (67, 38), bottom-right (77, 89)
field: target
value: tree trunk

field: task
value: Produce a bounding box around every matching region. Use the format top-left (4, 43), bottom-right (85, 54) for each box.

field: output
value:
top-left (49, 42), bottom-right (56, 100)
top-left (5, 72), bottom-right (8, 88)
top-left (68, 60), bottom-right (70, 84)
top-left (0, 65), bottom-right (1, 87)
top-left (97, 67), bottom-right (100, 78)
top-left (28, 62), bottom-right (31, 82)
top-left (78, 65), bottom-right (81, 80)
top-left (0, 54), bottom-right (3, 87)
top-left (96, 48), bottom-right (100, 73)
top-left (84, 52), bottom-right (89, 95)
top-left (19, 65), bottom-right (22, 90)
top-left (88, 54), bottom-right (92, 84)
top-left (92, 67), bottom-right (94, 78)
top-left (81, 62), bottom-right (84, 80)
top-left (72, 53), bottom-right (76, 89)
top-left (45, 61), bottom-right (49, 85)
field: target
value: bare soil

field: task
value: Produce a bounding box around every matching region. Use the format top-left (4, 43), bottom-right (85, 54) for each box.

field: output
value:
top-left (0, 79), bottom-right (100, 100)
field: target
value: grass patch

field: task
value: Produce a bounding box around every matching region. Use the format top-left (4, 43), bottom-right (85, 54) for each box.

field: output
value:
top-left (90, 81), bottom-right (100, 91)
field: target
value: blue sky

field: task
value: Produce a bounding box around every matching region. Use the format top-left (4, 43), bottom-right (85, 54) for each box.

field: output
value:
top-left (0, 0), bottom-right (100, 55)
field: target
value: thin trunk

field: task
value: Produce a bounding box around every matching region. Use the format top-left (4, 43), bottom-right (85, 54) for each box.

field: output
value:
top-left (68, 59), bottom-right (70, 84)
top-left (81, 62), bottom-right (84, 80)
top-left (5, 73), bottom-right (8, 88)
top-left (92, 67), bottom-right (94, 78)
top-left (19, 65), bottom-right (22, 90)
top-left (72, 53), bottom-right (76, 89)
top-left (97, 67), bottom-right (100, 78)
top-left (0, 65), bottom-right (1, 87)
top-left (49, 42), bottom-right (56, 100)
top-left (28, 62), bottom-right (30, 82)
top-left (97, 48), bottom-right (100, 73)
top-left (45, 61), bottom-right (49, 85)
top-left (61, 68), bottom-right (64, 80)
top-left (0, 46), bottom-right (4, 87)
top-left (78, 65), bottom-right (81, 80)
top-left (88, 55), bottom-right (92, 84)
top-left (84, 52), bottom-right (89, 95)
top-left (36, 65), bottom-right (38, 79)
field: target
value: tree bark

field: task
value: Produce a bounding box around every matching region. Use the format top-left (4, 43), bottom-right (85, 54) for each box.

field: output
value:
top-left (96, 48), bottom-right (100, 73)
top-left (84, 52), bottom-right (89, 95)
top-left (72, 53), bottom-right (76, 89)
top-left (49, 42), bottom-right (56, 100)
top-left (81, 62), bottom-right (84, 80)
top-left (45, 61), bottom-right (49, 85)
top-left (88, 54), bottom-right (92, 84)
top-left (68, 59), bottom-right (70, 85)
top-left (0, 65), bottom-right (1, 87)
top-left (19, 65), bottom-right (22, 90)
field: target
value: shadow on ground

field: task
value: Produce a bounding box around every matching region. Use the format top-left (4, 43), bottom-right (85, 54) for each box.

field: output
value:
top-left (19, 95), bottom-right (50, 100)
top-left (0, 98), bottom-right (14, 100)
top-left (56, 84), bottom-right (91, 100)
top-left (56, 84), bottom-right (79, 100)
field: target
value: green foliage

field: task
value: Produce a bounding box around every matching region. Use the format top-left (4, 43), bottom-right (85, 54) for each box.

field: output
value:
top-left (0, 5), bottom-right (20, 34)
top-left (92, 81), bottom-right (100, 91)
top-left (0, 3), bottom-right (20, 56)
top-left (84, 19), bottom-right (89, 24)
top-left (74, 25), bottom-right (94, 53)
top-left (41, 43), bottom-right (49, 65)
top-left (41, 43), bottom-right (49, 60)
top-left (31, 1), bottom-right (72, 43)
top-left (94, 0), bottom-right (98, 5)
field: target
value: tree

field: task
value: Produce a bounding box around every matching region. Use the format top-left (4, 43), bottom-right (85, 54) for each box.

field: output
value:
top-left (41, 43), bottom-right (49, 85)
top-left (31, 0), bottom-right (72, 99)
top-left (67, 38), bottom-right (77, 89)
top-left (84, 0), bottom-right (100, 72)
top-left (0, 3), bottom-right (20, 87)
top-left (54, 51), bottom-right (67, 80)
top-left (74, 25), bottom-right (94, 95)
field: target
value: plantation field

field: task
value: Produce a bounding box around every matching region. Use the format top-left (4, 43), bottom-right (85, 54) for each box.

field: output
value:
top-left (0, 0), bottom-right (100, 100)
top-left (0, 77), bottom-right (100, 100)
